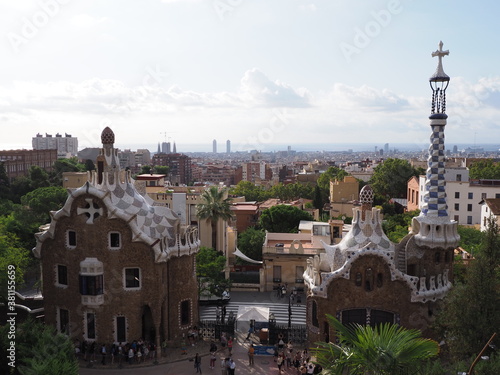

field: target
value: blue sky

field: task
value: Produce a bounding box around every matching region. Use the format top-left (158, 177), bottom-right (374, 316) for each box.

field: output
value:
top-left (1, 0), bottom-right (499, 152)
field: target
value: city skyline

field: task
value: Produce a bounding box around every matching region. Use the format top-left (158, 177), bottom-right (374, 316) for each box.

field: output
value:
top-left (1, 0), bottom-right (499, 152)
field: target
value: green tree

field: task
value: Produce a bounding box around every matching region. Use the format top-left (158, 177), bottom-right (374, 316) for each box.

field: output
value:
top-left (435, 216), bottom-right (500, 359)
top-left (469, 159), bottom-right (500, 179)
top-left (313, 315), bottom-right (439, 375)
top-left (237, 227), bottom-right (265, 262)
top-left (370, 158), bottom-right (423, 199)
top-left (84, 159), bottom-right (95, 171)
top-left (0, 220), bottom-right (30, 302)
top-left (49, 158), bottom-right (85, 186)
top-left (0, 318), bottom-right (78, 375)
top-left (140, 165), bottom-right (152, 174)
top-left (313, 185), bottom-right (323, 212)
top-left (196, 186), bottom-right (233, 250)
top-left (154, 165), bottom-right (170, 175)
top-left (229, 181), bottom-right (269, 202)
top-left (259, 205), bottom-right (313, 233)
top-left (195, 247), bottom-right (230, 297)
top-left (0, 162), bottom-right (10, 198)
top-left (382, 209), bottom-right (420, 243)
top-left (20, 186), bottom-right (68, 224)
top-left (28, 166), bottom-right (50, 190)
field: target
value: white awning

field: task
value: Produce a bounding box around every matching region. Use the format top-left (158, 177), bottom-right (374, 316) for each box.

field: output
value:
top-left (233, 248), bottom-right (263, 264)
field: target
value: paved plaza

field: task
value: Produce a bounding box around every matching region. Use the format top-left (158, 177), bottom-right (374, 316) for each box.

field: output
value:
top-left (79, 291), bottom-right (312, 375)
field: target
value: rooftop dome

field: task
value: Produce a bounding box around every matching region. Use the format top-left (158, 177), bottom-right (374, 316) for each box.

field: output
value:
top-left (101, 127), bottom-right (115, 145)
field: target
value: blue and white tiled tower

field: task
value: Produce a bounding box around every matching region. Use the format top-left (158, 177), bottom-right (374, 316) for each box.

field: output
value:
top-left (412, 41), bottom-right (460, 248)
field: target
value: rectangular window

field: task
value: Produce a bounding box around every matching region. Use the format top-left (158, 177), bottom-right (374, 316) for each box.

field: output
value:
top-left (467, 216), bottom-right (473, 225)
top-left (482, 193), bottom-right (487, 200)
top-left (468, 192), bottom-right (473, 199)
top-left (67, 230), bottom-right (76, 247)
top-left (59, 308), bottom-right (69, 334)
top-left (295, 266), bottom-right (304, 283)
top-left (109, 232), bottom-right (121, 249)
top-left (467, 204), bottom-right (472, 212)
top-left (79, 275), bottom-right (104, 295)
top-left (496, 193), bottom-right (500, 199)
top-left (457, 174), bottom-right (462, 181)
top-left (454, 215), bottom-right (459, 222)
top-left (273, 266), bottom-right (281, 283)
top-left (57, 265), bottom-right (68, 286)
top-left (454, 192), bottom-right (460, 199)
top-left (116, 316), bottom-right (126, 343)
top-left (86, 313), bottom-right (96, 340)
top-left (124, 268), bottom-right (140, 289)
top-left (454, 203), bottom-right (459, 211)
top-left (180, 300), bottom-right (190, 326)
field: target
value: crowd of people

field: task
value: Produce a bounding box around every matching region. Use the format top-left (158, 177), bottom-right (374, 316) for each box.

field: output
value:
top-left (75, 338), bottom-right (157, 366)
top-left (273, 339), bottom-right (322, 374)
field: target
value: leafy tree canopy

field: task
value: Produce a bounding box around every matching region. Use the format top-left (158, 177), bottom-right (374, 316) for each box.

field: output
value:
top-left (259, 204), bottom-right (313, 233)
top-left (435, 216), bottom-right (500, 359)
top-left (195, 247), bottom-right (230, 297)
top-left (382, 209), bottom-right (420, 243)
top-left (0, 318), bottom-right (78, 375)
top-left (0, 220), bottom-right (30, 302)
top-left (370, 158), bottom-right (423, 199)
top-left (469, 159), bottom-right (500, 179)
top-left (154, 165), bottom-right (170, 174)
top-left (230, 181), bottom-right (269, 202)
top-left (237, 227), bottom-right (265, 262)
top-left (317, 166), bottom-right (348, 192)
top-left (20, 186), bottom-right (68, 223)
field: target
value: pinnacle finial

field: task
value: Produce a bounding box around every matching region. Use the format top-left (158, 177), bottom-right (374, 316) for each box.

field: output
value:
top-left (430, 41), bottom-right (450, 82)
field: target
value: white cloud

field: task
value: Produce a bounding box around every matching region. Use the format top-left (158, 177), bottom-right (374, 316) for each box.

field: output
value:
top-left (239, 68), bottom-right (311, 107)
top-left (1, 73), bottom-right (499, 151)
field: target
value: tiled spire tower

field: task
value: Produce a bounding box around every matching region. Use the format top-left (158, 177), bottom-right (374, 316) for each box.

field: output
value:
top-left (412, 41), bottom-right (459, 248)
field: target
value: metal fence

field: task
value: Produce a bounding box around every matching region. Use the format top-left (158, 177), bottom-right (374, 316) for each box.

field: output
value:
top-left (198, 317), bottom-right (236, 341)
top-left (269, 322), bottom-right (307, 345)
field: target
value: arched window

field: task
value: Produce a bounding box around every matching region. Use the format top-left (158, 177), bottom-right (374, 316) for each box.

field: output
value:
top-left (355, 272), bottom-right (362, 287)
top-left (365, 268), bottom-right (373, 291)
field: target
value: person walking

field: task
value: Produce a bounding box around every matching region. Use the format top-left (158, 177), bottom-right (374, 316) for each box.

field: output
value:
top-left (194, 352), bottom-right (202, 374)
top-left (227, 337), bottom-right (233, 355)
top-left (248, 344), bottom-right (255, 366)
top-left (220, 357), bottom-right (228, 375)
top-left (228, 358), bottom-right (236, 375)
top-left (100, 344), bottom-right (107, 365)
top-left (210, 351), bottom-right (217, 370)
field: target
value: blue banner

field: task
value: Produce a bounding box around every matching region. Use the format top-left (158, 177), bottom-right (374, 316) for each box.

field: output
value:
top-left (253, 345), bottom-right (275, 356)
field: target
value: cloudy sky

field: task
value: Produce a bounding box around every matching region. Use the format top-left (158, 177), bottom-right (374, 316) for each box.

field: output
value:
top-left (1, 0), bottom-right (499, 152)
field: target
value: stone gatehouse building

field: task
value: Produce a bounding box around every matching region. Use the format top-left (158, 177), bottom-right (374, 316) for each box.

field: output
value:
top-left (34, 127), bottom-right (200, 349)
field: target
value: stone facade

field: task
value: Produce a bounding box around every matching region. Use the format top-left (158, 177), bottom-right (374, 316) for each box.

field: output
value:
top-left (34, 127), bottom-right (200, 350)
top-left (305, 42), bottom-right (459, 342)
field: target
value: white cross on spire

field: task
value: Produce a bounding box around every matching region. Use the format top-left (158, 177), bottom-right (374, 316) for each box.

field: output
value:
top-left (431, 41), bottom-right (449, 80)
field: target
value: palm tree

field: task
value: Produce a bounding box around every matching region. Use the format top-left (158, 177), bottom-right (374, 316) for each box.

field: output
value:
top-left (196, 186), bottom-right (233, 251)
top-left (313, 314), bottom-right (439, 375)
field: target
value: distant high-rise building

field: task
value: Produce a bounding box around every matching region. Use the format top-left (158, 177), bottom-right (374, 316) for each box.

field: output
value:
top-left (32, 132), bottom-right (78, 157)
top-left (162, 142), bottom-right (171, 153)
top-left (384, 143), bottom-right (389, 154)
top-left (226, 140), bottom-right (231, 154)
top-left (213, 139), bottom-right (217, 153)
top-left (453, 145), bottom-right (458, 153)
top-left (157, 143), bottom-right (161, 154)
top-left (172, 142), bottom-right (177, 153)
